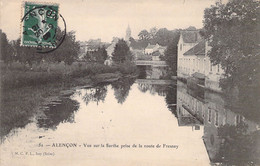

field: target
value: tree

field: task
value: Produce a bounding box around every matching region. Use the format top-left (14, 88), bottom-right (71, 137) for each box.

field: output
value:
top-left (0, 30), bottom-right (15, 66)
top-left (112, 39), bottom-right (132, 63)
top-left (186, 26), bottom-right (196, 31)
top-left (95, 46), bottom-right (108, 63)
top-left (46, 30), bottom-right (80, 65)
top-left (203, 0), bottom-right (260, 121)
top-left (58, 31), bottom-right (80, 65)
top-left (163, 31), bottom-right (180, 76)
top-left (149, 27), bottom-right (158, 39)
top-left (13, 38), bottom-right (43, 68)
top-left (138, 29), bottom-right (150, 41)
top-left (203, 0), bottom-right (260, 89)
top-left (154, 28), bottom-right (176, 46)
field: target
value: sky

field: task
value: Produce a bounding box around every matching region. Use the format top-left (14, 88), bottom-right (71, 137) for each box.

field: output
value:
top-left (0, 0), bottom-right (216, 42)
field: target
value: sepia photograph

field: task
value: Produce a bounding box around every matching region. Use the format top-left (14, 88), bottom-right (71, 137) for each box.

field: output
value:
top-left (0, 0), bottom-right (259, 165)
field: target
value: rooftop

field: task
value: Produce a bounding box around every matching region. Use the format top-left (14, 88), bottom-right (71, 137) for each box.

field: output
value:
top-left (146, 44), bottom-right (158, 49)
top-left (183, 40), bottom-right (206, 56)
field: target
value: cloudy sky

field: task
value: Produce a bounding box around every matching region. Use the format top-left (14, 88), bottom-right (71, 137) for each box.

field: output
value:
top-left (0, 0), bottom-right (216, 42)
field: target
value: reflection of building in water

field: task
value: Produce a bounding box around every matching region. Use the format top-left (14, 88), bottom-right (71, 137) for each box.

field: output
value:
top-left (177, 81), bottom-right (205, 128)
top-left (203, 91), bottom-right (259, 164)
top-left (176, 81), bottom-right (259, 164)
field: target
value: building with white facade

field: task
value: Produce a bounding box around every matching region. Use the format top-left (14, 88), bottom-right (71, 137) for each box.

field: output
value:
top-left (144, 43), bottom-right (166, 61)
top-left (145, 43), bottom-right (160, 55)
top-left (177, 30), bottom-right (224, 92)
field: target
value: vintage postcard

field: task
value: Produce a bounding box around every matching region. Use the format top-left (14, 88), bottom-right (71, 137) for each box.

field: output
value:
top-left (0, 0), bottom-right (259, 166)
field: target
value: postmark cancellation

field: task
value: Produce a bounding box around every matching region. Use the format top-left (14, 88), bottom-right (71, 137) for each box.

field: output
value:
top-left (21, 1), bottom-right (59, 48)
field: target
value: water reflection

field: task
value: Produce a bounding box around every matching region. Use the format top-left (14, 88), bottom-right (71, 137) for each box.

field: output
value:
top-left (111, 77), bottom-right (135, 104)
top-left (1, 65), bottom-right (259, 166)
top-left (82, 85), bottom-right (108, 105)
top-left (137, 66), bottom-right (168, 79)
top-left (176, 81), bottom-right (260, 165)
top-left (165, 84), bottom-right (177, 118)
top-left (37, 96), bottom-right (79, 130)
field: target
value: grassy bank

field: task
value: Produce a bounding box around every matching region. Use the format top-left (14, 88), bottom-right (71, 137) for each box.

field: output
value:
top-left (1, 61), bottom-right (138, 89)
top-left (0, 61), bottom-right (138, 138)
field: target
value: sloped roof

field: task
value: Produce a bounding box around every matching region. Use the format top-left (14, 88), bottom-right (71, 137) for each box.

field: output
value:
top-left (183, 40), bottom-right (206, 56)
top-left (87, 45), bottom-right (100, 50)
top-left (146, 44), bottom-right (157, 49)
top-left (158, 46), bottom-right (167, 50)
top-left (152, 50), bottom-right (160, 56)
top-left (181, 30), bottom-right (201, 43)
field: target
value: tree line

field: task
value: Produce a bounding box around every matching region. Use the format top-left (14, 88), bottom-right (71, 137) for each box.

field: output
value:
top-left (0, 28), bottom-right (80, 67)
top-left (129, 27), bottom-right (182, 49)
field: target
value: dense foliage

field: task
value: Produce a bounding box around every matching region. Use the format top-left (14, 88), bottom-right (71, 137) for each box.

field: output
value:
top-left (217, 123), bottom-right (260, 165)
top-left (112, 39), bottom-right (133, 63)
top-left (0, 28), bottom-right (80, 66)
top-left (130, 27), bottom-right (180, 49)
top-left (203, 0), bottom-right (260, 121)
top-left (203, 0), bottom-right (260, 90)
top-left (0, 30), bottom-right (14, 65)
top-left (163, 32), bottom-right (180, 76)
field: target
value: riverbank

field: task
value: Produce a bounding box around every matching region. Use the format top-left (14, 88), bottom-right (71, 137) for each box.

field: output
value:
top-left (0, 62), bottom-right (138, 138)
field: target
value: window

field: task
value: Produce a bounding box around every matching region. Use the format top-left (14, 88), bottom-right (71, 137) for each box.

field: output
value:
top-left (180, 44), bottom-right (182, 51)
top-left (235, 115), bottom-right (243, 125)
top-left (208, 109), bottom-right (212, 123)
top-left (193, 59), bottom-right (195, 71)
top-left (210, 63), bottom-right (212, 72)
top-left (217, 64), bottom-right (220, 73)
top-left (215, 111), bottom-right (219, 126)
top-left (202, 106), bottom-right (205, 119)
top-left (222, 115), bottom-right (226, 125)
top-left (198, 58), bottom-right (200, 72)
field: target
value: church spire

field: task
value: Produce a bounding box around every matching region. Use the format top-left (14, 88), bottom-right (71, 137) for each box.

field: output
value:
top-left (125, 24), bottom-right (131, 41)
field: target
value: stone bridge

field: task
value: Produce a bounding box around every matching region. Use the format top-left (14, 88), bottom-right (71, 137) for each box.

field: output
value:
top-left (134, 60), bottom-right (167, 66)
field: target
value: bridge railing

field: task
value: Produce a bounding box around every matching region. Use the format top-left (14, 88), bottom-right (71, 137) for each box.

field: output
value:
top-left (134, 60), bottom-right (167, 66)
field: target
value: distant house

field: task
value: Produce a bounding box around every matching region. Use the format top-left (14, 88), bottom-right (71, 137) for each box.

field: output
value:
top-left (86, 45), bottom-right (99, 53)
top-left (177, 30), bottom-right (202, 77)
top-left (106, 37), bottom-right (119, 57)
top-left (145, 43), bottom-right (159, 55)
top-left (144, 43), bottom-right (166, 61)
top-left (80, 39), bottom-right (109, 54)
top-left (177, 30), bottom-right (224, 92)
top-left (152, 51), bottom-right (160, 61)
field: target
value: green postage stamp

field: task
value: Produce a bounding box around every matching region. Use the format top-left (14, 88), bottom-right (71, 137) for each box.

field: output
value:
top-left (21, 2), bottom-right (59, 48)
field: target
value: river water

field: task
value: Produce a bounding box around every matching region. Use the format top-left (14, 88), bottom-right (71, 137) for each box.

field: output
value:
top-left (0, 66), bottom-right (259, 166)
